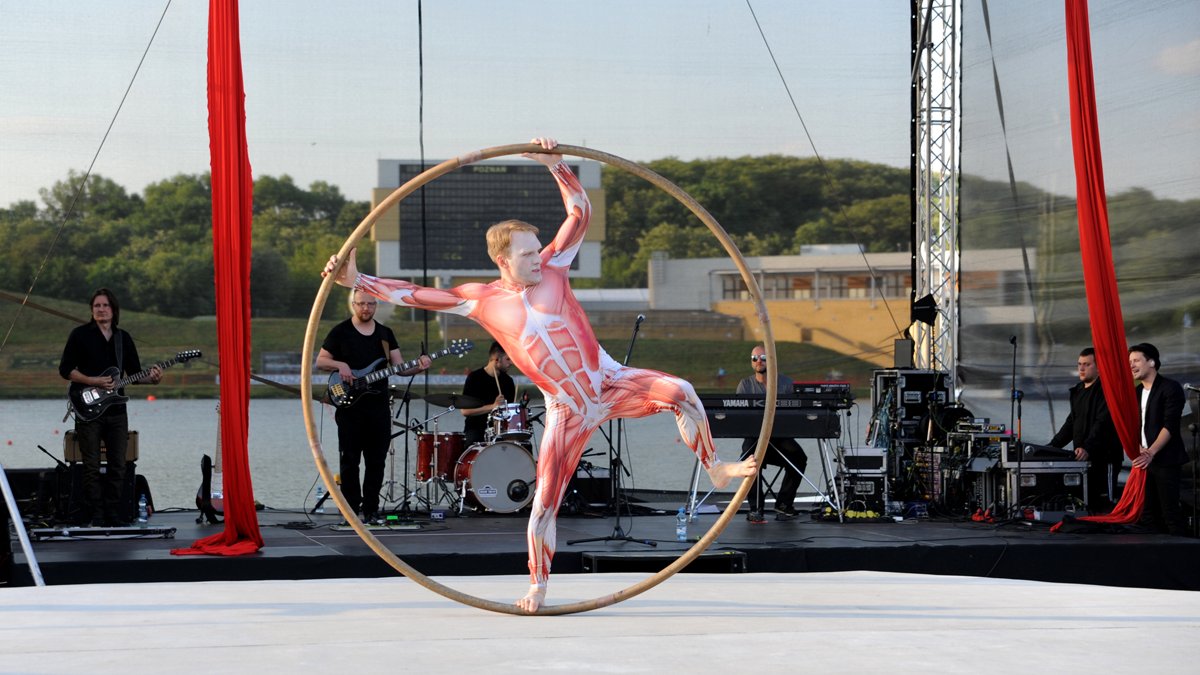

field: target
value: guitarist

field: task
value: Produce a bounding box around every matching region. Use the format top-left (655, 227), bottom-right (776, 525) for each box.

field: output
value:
top-left (316, 289), bottom-right (431, 524)
top-left (58, 288), bottom-right (161, 526)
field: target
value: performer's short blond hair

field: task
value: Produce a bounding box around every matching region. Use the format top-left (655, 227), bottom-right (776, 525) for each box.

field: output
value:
top-left (486, 220), bottom-right (539, 264)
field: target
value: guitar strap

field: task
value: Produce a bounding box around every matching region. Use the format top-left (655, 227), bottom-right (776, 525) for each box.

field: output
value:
top-left (114, 327), bottom-right (125, 376)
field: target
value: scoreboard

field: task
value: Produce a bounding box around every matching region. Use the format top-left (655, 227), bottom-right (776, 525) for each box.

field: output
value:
top-left (390, 161), bottom-right (585, 271)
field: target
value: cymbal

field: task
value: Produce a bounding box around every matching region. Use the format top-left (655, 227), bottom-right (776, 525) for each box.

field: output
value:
top-left (423, 393), bottom-right (484, 409)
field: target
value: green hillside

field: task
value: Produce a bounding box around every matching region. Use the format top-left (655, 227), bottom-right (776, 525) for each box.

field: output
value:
top-left (1, 291), bottom-right (879, 399)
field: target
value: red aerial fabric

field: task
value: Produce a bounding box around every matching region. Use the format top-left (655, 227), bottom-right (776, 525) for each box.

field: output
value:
top-left (172, 0), bottom-right (263, 555)
top-left (1052, 0), bottom-right (1145, 532)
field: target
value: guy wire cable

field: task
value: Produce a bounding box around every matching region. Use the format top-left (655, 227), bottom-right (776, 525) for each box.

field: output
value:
top-left (0, 0), bottom-right (175, 356)
top-left (744, 0), bottom-right (902, 339)
top-left (980, 0), bottom-right (1057, 418)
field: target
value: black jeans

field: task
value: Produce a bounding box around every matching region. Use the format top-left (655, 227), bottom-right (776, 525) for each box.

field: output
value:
top-left (74, 413), bottom-right (129, 523)
top-left (741, 437), bottom-right (807, 512)
top-left (335, 402), bottom-right (392, 517)
top-left (1141, 462), bottom-right (1186, 536)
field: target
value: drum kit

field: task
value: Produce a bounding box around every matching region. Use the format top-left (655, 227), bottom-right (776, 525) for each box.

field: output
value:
top-left (395, 392), bottom-right (540, 515)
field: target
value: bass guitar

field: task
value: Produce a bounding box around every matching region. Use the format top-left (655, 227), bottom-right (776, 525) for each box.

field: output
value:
top-left (69, 349), bottom-right (202, 421)
top-left (326, 339), bottom-right (473, 408)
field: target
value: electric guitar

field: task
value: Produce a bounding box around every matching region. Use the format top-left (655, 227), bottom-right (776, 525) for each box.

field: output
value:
top-left (69, 349), bottom-right (202, 421)
top-left (326, 339), bottom-right (474, 408)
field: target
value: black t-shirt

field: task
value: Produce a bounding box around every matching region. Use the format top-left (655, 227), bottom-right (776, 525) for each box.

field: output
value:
top-left (59, 323), bottom-right (143, 417)
top-left (321, 319), bottom-right (400, 402)
top-left (462, 366), bottom-right (515, 440)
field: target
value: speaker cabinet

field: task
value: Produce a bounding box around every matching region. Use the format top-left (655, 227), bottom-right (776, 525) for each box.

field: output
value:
top-left (63, 429), bottom-right (139, 463)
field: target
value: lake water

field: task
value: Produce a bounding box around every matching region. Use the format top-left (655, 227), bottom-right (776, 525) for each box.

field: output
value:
top-left (2, 393), bottom-right (1100, 512)
top-left (0, 398), bottom-right (835, 511)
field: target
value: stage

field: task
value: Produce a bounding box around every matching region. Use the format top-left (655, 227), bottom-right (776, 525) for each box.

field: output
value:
top-left (7, 501), bottom-right (1199, 592)
top-left (2, 572), bottom-right (1197, 673)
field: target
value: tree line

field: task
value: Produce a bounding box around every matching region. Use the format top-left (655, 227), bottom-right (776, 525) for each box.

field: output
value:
top-left (0, 171), bottom-right (372, 318)
top-left (2, 157), bottom-right (1196, 330)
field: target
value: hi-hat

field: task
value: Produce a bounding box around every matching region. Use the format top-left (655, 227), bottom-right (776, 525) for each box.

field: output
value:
top-left (424, 393), bottom-right (483, 409)
top-left (388, 386), bottom-right (421, 399)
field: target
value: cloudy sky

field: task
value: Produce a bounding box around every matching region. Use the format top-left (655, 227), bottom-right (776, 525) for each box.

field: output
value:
top-left (1, 0), bottom-right (1196, 207)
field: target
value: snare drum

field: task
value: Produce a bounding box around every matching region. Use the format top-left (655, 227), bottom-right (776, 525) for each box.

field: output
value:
top-left (454, 441), bottom-right (536, 513)
top-left (416, 432), bottom-right (465, 481)
top-left (488, 402), bottom-right (532, 442)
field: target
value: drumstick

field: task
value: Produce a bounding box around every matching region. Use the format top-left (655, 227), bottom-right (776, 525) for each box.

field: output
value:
top-left (491, 367), bottom-right (504, 405)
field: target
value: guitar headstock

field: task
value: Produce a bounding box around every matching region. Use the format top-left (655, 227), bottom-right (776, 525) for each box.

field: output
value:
top-left (447, 339), bottom-right (474, 357)
top-left (176, 349), bottom-right (203, 362)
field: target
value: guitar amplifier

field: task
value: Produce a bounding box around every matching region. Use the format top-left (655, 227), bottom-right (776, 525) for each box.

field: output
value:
top-left (63, 430), bottom-right (139, 463)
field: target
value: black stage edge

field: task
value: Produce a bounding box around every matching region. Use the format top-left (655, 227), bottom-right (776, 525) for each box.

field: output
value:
top-left (6, 504), bottom-right (1199, 591)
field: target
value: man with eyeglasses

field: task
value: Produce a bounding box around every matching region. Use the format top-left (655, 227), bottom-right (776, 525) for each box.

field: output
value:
top-left (317, 289), bottom-right (431, 524)
top-left (736, 345), bottom-right (808, 523)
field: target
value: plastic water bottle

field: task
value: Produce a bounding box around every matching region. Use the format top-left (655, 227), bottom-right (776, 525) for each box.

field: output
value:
top-left (137, 495), bottom-right (148, 525)
top-left (315, 484), bottom-right (326, 513)
top-left (675, 507), bottom-right (688, 542)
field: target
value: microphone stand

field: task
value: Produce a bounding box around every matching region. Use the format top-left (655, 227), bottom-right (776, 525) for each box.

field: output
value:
top-left (1188, 386), bottom-right (1199, 538)
top-left (1008, 335), bottom-right (1023, 519)
top-left (387, 375), bottom-right (419, 521)
top-left (569, 314), bottom-right (655, 548)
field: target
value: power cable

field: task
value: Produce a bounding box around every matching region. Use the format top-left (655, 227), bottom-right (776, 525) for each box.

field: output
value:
top-left (0, 0), bottom-right (174, 356)
top-left (744, 0), bottom-right (903, 338)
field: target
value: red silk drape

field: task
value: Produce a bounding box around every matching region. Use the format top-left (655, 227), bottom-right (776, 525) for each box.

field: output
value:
top-left (1053, 0), bottom-right (1145, 531)
top-left (172, 0), bottom-right (263, 555)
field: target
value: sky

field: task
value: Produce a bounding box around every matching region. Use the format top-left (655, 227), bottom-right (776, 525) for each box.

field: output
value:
top-left (0, 0), bottom-right (1197, 208)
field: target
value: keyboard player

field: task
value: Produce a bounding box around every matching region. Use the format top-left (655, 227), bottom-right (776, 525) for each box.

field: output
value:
top-left (736, 345), bottom-right (808, 523)
top-left (1046, 347), bottom-right (1122, 512)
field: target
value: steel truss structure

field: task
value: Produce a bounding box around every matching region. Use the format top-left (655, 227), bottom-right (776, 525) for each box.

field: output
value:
top-left (911, 0), bottom-right (961, 391)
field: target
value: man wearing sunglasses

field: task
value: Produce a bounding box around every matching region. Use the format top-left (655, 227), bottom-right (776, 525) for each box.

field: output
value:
top-left (736, 345), bottom-right (808, 522)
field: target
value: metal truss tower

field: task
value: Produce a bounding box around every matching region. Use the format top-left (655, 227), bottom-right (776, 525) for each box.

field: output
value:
top-left (911, 0), bottom-right (961, 391)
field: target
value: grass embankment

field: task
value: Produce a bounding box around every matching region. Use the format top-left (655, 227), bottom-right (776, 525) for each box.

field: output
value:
top-left (1, 292), bottom-right (878, 399)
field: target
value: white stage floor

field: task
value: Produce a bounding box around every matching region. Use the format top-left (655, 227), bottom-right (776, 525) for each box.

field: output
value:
top-left (2, 571), bottom-right (1197, 673)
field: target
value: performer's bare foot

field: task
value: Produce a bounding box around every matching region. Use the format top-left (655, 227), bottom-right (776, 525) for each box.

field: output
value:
top-left (707, 457), bottom-right (758, 489)
top-left (516, 584), bottom-right (546, 614)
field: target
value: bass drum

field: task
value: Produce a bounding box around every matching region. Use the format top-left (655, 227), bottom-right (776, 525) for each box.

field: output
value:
top-left (454, 441), bottom-right (536, 513)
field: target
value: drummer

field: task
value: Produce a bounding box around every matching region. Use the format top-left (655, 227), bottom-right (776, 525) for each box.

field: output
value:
top-left (459, 341), bottom-right (517, 446)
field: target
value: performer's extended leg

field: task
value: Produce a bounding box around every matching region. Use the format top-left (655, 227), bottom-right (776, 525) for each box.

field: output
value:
top-left (604, 367), bottom-right (756, 488)
top-left (518, 403), bottom-right (594, 613)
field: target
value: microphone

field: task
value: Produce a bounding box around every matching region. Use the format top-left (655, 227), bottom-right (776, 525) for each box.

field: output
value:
top-left (508, 479), bottom-right (532, 503)
top-left (1185, 383), bottom-right (1200, 393)
top-left (636, 314), bottom-right (646, 325)
top-left (1008, 335), bottom-right (1017, 346)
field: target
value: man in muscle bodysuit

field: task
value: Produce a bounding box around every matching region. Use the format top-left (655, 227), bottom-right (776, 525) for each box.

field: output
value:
top-left (323, 138), bottom-right (756, 612)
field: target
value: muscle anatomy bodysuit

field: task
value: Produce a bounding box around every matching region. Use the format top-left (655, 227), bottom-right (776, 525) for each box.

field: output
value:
top-left (354, 160), bottom-right (722, 597)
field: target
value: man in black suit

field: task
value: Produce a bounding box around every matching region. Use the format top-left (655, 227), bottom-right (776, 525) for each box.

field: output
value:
top-left (1128, 343), bottom-right (1188, 536)
top-left (1048, 347), bottom-right (1122, 511)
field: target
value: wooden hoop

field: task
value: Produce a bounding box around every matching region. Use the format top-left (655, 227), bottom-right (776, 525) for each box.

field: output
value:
top-left (301, 143), bottom-right (777, 615)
